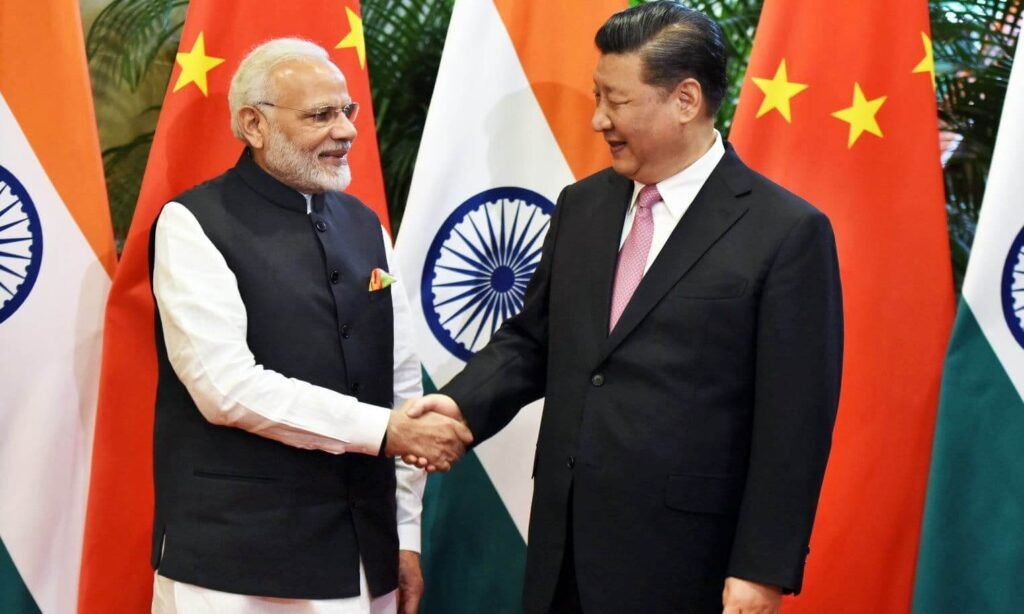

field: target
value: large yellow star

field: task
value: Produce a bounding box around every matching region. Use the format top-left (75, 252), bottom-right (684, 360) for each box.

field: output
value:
top-left (336, 7), bottom-right (366, 69)
top-left (831, 83), bottom-right (887, 148)
top-left (913, 32), bottom-right (936, 89)
top-left (751, 59), bottom-right (808, 122)
top-left (173, 32), bottom-right (225, 96)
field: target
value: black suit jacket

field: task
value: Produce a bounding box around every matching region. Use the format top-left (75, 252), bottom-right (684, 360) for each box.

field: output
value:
top-left (443, 145), bottom-right (843, 614)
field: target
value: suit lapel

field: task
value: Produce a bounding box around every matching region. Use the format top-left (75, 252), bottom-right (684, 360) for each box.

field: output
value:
top-left (600, 147), bottom-right (753, 361)
top-left (577, 171), bottom-right (633, 365)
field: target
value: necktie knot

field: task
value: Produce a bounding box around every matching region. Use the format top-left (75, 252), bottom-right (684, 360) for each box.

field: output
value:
top-left (635, 184), bottom-right (661, 213)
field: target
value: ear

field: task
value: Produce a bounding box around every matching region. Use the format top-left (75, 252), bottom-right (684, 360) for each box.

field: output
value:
top-left (237, 106), bottom-right (267, 150)
top-left (673, 78), bottom-right (704, 124)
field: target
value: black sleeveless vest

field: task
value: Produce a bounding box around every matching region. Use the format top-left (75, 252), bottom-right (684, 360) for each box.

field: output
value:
top-left (149, 151), bottom-right (397, 599)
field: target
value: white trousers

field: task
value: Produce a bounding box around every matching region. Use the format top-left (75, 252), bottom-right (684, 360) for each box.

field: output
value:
top-left (152, 563), bottom-right (397, 614)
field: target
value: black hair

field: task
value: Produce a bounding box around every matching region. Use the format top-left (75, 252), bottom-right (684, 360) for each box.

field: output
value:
top-left (595, 1), bottom-right (728, 116)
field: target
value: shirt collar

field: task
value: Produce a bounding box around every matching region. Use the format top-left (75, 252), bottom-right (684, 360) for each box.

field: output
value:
top-left (630, 130), bottom-right (726, 221)
top-left (234, 149), bottom-right (327, 214)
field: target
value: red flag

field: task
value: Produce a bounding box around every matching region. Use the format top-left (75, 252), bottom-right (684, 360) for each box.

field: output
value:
top-left (730, 1), bottom-right (953, 612)
top-left (78, 2), bottom-right (389, 611)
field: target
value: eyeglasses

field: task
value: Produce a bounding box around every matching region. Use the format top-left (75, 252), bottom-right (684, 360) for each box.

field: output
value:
top-left (255, 101), bottom-right (360, 126)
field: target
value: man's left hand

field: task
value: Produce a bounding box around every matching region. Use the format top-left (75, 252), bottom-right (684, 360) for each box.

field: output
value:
top-left (398, 550), bottom-right (424, 614)
top-left (722, 576), bottom-right (782, 614)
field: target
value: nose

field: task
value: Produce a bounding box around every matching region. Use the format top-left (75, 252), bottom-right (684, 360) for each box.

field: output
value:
top-left (592, 104), bottom-right (611, 132)
top-left (331, 114), bottom-right (357, 142)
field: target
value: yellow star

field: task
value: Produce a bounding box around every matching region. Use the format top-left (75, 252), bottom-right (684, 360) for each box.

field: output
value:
top-left (912, 32), bottom-right (936, 89)
top-left (831, 83), bottom-right (887, 148)
top-left (336, 7), bottom-right (366, 69)
top-left (173, 32), bottom-right (225, 96)
top-left (751, 59), bottom-right (809, 122)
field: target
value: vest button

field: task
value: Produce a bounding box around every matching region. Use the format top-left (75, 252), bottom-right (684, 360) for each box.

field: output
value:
top-left (330, 270), bottom-right (340, 284)
top-left (341, 324), bottom-right (351, 339)
top-left (591, 373), bottom-right (605, 387)
top-left (315, 220), bottom-right (327, 232)
top-left (566, 455), bottom-right (575, 469)
top-left (351, 382), bottom-right (361, 394)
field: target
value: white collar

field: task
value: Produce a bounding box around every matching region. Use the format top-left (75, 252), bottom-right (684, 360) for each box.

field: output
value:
top-left (630, 130), bottom-right (726, 221)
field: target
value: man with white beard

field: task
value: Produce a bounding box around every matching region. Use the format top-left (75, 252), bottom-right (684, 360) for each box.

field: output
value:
top-left (148, 38), bottom-right (472, 614)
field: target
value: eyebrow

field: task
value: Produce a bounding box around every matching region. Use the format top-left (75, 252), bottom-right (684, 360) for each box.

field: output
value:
top-left (304, 99), bottom-right (352, 110)
top-left (594, 81), bottom-right (625, 94)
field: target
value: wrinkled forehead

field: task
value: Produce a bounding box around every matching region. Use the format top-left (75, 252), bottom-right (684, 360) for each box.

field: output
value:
top-left (269, 57), bottom-right (349, 107)
top-left (593, 52), bottom-right (645, 92)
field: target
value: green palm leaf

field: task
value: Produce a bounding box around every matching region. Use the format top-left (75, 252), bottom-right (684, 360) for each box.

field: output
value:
top-left (102, 131), bottom-right (155, 243)
top-left (87, 0), bottom-right (188, 91)
top-left (932, 0), bottom-right (1021, 287)
top-left (363, 0), bottom-right (454, 231)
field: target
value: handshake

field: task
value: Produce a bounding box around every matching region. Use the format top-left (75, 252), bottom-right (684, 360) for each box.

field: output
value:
top-left (384, 394), bottom-right (472, 472)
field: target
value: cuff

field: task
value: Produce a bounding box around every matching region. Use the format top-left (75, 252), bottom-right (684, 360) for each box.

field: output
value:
top-left (398, 523), bottom-right (421, 552)
top-left (345, 402), bottom-right (392, 456)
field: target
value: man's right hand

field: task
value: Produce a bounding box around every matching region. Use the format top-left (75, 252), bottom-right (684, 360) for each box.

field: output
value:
top-left (399, 395), bottom-right (469, 471)
top-left (384, 399), bottom-right (473, 472)
top-left (722, 576), bottom-right (782, 614)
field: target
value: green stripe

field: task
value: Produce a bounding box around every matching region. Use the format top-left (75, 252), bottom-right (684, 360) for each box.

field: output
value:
top-left (0, 537), bottom-right (41, 614)
top-left (913, 301), bottom-right (1024, 613)
top-left (419, 369), bottom-right (528, 613)
top-left (421, 453), bottom-right (527, 613)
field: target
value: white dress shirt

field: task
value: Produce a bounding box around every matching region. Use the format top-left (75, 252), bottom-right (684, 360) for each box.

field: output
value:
top-left (150, 197), bottom-right (424, 614)
top-left (619, 131), bottom-right (726, 272)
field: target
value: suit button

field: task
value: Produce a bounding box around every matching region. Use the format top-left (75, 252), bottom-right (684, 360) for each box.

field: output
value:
top-left (330, 270), bottom-right (340, 284)
top-left (591, 374), bottom-right (605, 387)
top-left (341, 324), bottom-right (351, 339)
top-left (566, 456), bottom-right (575, 469)
top-left (351, 382), bottom-right (361, 394)
top-left (315, 220), bottom-right (327, 232)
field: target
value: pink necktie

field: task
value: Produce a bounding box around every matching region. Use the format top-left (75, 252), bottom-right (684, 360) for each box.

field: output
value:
top-left (609, 184), bottom-right (660, 331)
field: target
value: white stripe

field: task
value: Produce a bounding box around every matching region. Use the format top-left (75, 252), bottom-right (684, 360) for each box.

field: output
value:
top-left (396, 0), bottom-right (575, 539)
top-left (961, 41), bottom-right (1024, 403)
top-left (0, 92), bottom-right (109, 613)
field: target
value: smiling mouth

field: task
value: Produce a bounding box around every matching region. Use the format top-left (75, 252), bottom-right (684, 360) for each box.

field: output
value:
top-left (318, 149), bottom-right (349, 165)
top-left (606, 139), bottom-right (626, 154)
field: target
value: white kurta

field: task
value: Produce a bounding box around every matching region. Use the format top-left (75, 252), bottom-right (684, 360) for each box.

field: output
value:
top-left (150, 197), bottom-right (425, 614)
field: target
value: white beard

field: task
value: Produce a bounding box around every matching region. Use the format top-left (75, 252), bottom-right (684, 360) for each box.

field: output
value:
top-left (264, 125), bottom-right (352, 193)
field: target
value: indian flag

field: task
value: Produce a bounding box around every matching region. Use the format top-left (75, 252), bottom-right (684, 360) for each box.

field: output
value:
top-left (0, 2), bottom-right (115, 612)
top-left (394, 1), bottom-right (623, 610)
top-left (912, 37), bottom-right (1024, 613)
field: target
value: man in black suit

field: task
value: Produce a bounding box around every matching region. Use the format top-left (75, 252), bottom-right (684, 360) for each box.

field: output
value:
top-left (409, 3), bottom-right (843, 612)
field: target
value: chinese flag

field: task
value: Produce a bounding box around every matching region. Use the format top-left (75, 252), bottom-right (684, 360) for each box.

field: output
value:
top-left (729, 1), bottom-right (953, 612)
top-left (78, 2), bottom-right (388, 611)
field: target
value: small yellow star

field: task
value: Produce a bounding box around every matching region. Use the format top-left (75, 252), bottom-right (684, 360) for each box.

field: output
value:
top-left (173, 32), bottom-right (225, 96)
top-left (913, 32), bottom-right (936, 89)
top-left (336, 7), bottom-right (366, 69)
top-left (751, 59), bottom-right (809, 122)
top-left (831, 83), bottom-right (887, 148)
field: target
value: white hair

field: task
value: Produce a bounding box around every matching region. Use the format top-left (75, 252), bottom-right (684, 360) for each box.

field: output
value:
top-left (228, 38), bottom-right (333, 140)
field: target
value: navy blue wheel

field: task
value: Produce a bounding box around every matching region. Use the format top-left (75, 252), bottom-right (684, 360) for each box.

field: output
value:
top-left (1001, 225), bottom-right (1024, 349)
top-left (422, 187), bottom-right (554, 361)
top-left (0, 165), bottom-right (43, 325)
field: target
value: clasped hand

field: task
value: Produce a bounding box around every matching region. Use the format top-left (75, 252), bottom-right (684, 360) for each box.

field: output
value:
top-left (384, 394), bottom-right (471, 472)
